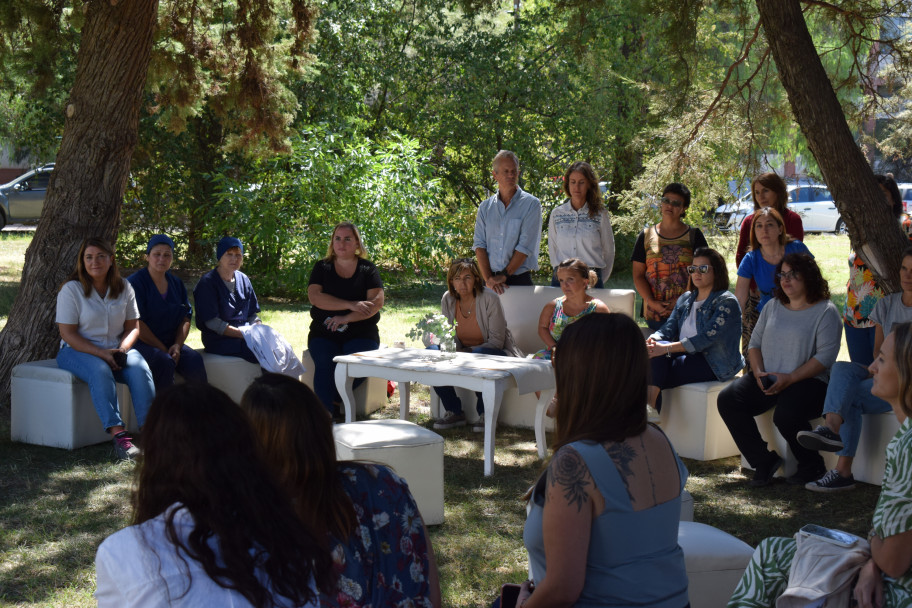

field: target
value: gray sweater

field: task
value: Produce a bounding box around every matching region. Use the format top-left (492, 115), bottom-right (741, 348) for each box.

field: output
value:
top-left (749, 299), bottom-right (842, 383)
top-left (440, 288), bottom-right (521, 356)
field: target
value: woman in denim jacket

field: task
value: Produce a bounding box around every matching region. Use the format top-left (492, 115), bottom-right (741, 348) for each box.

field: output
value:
top-left (646, 247), bottom-right (744, 411)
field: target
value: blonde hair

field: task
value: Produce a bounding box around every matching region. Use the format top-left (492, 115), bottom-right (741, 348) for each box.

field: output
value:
top-left (324, 222), bottom-right (368, 261)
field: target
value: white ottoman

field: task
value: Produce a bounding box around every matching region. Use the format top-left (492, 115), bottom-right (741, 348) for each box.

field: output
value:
top-left (679, 521), bottom-right (754, 608)
top-left (198, 351), bottom-right (262, 403)
top-left (334, 420), bottom-right (445, 525)
top-left (659, 381), bottom-right (740, 461)
top-left (11, 359), bottom-right (136, 449)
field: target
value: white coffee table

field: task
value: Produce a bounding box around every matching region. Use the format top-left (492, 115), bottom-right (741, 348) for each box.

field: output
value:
top-left (333, 348), bottom-right (555, 476)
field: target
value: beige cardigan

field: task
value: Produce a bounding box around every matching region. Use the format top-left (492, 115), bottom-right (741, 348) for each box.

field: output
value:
top-left (440, 288), bottom-right (522, 357)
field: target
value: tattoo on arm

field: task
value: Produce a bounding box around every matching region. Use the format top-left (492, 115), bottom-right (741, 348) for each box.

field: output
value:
top-left (548, 448), bottom-right (590, 513)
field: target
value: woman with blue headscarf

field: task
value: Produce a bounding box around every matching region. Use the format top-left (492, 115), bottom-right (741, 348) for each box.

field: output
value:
top-left (128, 235), bottom-right (208, 389)
top-left (194, 237), bottom-right (261, 364)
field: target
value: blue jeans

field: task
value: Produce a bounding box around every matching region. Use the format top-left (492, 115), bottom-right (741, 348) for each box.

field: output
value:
top-left (823, 361), bottom-right (892, 457)
top-left (308, 336), bottom-right (380, 413)
top-left (550, 267), bottom-right (604, 288)
top-left (56, 346), bottom-right (155, 431)
top-left (431, 345), bottom-right (507, 415)
top-left (843, 323), bottom-right (876, 366)
top-left (133, 341), bottom-right (208, 390)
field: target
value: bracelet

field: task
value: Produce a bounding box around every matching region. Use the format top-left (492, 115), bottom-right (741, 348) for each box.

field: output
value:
top-left (665, 345), bottom-right (672, 358)
top-left (867, 528), bottom-right (877, 543)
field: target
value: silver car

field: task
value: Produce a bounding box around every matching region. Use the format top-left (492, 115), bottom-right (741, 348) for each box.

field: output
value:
top-left (714, 183), bottom-right (846, 234)
top-left (0, 164), bottom-right (55, 229)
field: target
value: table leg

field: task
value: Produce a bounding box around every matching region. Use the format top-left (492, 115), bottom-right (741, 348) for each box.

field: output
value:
top-left (399, 381), bottom-right (411, 420)
top-left (482, 381), bottom-right (506, 476)
top-left (334, 363), bottom-right (356, 423)
top-left (534, 388), bottom-right (555, 460)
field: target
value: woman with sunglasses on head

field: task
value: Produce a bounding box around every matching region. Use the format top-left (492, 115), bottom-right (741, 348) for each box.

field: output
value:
top-left (735, 207), bottom-right (813, 360)
top-left (719, 254), bottom-right (842, 487)
top-left (728, 322), bottom-right (912, 607)
top-left (631, 183), bottom-right (708, 331)
top-left (646, 247), bottom-right (744, 412)
top-left (432, 258), bottom-right (520, 432)
top-left (547, 162), bottom-right (615, 289)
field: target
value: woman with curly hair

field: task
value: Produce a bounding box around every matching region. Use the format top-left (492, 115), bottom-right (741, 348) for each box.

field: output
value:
top-left (547, 162), bottom-right (615, 288)
top-left (240, 374), bottom-right (441, 608)
top-left (95, 383), bottom-right (332, 607)
top-left (516, 313), bottom-right (689, 607)
top-left (719, 254), bottom-right (842, 487)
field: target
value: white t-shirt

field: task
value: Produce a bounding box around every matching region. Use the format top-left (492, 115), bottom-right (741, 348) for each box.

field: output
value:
top-left (679, 298), bottom-right (705, 342)
top-left (871, 292), bottom-right (912, 337)
top-left (56, 279), bottom-right (139, 350)
top-left (95, 505), bottom-right (318, 608)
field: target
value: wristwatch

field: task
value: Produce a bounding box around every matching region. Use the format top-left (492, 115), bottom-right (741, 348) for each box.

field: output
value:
top-left (665, 345), bottom-right (672, 358)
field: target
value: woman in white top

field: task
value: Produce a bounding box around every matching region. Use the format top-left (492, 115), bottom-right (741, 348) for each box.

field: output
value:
top-left (55, 237), bottom-right (155, 460)
top-left (547, 161), bottom-right (615, 288)
top-left (95, 383), bottom-right (333, 608)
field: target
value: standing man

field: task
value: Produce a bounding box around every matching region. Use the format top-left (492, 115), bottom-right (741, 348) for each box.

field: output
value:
top-left (473, 150), bottom-right (543, 294)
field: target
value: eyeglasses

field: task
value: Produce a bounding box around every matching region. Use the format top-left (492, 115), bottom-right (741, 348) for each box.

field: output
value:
top-left (686, 265), bottom-right (710, 275)
top-left (660, 197), bottom-right (684, 208)
top-left (776, 271), bottom-right (800, 281)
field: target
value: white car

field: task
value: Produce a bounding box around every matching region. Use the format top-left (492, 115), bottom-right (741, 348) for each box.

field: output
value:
top-left (713, 183), bottom-right (846, 234)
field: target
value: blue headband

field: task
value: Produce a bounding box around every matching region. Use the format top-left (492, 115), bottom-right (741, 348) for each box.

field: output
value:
top-left (146, 234), bottom-right (175, 254)
top-left (217, 237), bottom-right (243, 261)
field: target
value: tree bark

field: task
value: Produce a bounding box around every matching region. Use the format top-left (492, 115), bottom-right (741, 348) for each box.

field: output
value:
top-left (755, 0), bottom-right (907, 290)
top-left (0, 0), bottom-right (158, 407)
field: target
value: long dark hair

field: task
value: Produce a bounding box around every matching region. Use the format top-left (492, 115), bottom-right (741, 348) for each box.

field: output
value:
top-left (751, 172), bottom-right (789, 215)
top-left (553, 313), bottom-right (647, 447)
top-left (562, 161), bottom-right (605, 218)
top-left (133, 384), bottom-right (333, 606)
top-left (240, 374), bottom-right (357, 541)
top-left (65, 237), bottom-right (124, 298)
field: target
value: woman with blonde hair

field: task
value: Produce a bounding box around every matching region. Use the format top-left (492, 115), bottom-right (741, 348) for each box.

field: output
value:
top-left (240, 374), bottom-right (441, 608)
top-left (306, 222), bottom-right (385, 414)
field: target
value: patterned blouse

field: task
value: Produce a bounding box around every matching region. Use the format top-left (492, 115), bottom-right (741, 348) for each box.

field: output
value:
top-left (323, 463), bottom-right (434, 608)
top-left (532, 296), bottom-right (604, 359)
top-left (872, 417), bottom-right (912, 605)
top-left (844, 222), bottom-right (912, 328)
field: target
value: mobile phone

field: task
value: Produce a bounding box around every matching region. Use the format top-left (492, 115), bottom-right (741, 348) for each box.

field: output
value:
top-left (112, 351), bottom-right (127, 367)
top-left (760, 375), bottom-right (777, 390)
top-left (799, 524), bottom-right (861, 547)
top-left (500, 583), bottom-right (521, 608)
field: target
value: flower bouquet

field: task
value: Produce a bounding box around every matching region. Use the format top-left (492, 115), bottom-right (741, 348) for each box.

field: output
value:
top-left (407, 313), bottom-right (457, 354)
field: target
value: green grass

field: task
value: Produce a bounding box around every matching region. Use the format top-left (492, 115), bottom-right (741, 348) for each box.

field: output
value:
top-left (0, 232), bottom-right (884, 607)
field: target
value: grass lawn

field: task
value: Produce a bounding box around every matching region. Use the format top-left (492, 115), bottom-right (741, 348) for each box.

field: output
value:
top-left (0, 231), bottom-right (882, 607)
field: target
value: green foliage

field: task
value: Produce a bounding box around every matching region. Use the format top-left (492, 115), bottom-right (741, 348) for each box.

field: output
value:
top-left (200, 125), bottom-right (459, 295)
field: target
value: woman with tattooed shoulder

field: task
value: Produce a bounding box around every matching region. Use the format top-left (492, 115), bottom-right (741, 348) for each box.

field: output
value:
top-left (518, 313), bottom-right (689, 608)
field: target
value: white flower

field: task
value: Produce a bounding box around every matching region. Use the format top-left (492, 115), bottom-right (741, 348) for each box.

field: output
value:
top-left (373, 512), bottom-right (390, 530)
top-left (359, 524), bottom-right (372, 550)
top-left (331, 543), bottom-right (346, 566)
top-left (400, 503), bottom-right (422, 534)
top-left (339, 576), bottom-right (363, 600)
top-left (410, 559), bottom-right (426, 582)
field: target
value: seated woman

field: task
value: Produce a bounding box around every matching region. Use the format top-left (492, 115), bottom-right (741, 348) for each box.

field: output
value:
top-left (728, 322), bottom-right (912, 607)
top-left (95, 383), bottom-right (332, 607)
top-left (719, 253), bottom-right (842, 487)
top-left (127, 235), bottom-right (207, 389)
top-left (193, 237), bottom-right (260, 364)
top-left (799, 246), bottom-right (912, 492)
top-left (532, 258), bottom-right (609, 360)
top-left (646, 247), bottom-right (744, 412)
top-left (518, 313), bottom-right (689, 608)
top-left (547, 161), bottom-right (615, 288)
top-left (239, 374), bottom-right (441, 608)
top-left (56, 237), bottom-right (155, 461)
top-left (307, 222), bottom-right (384, 414)
top-left (433, 258), bottom-right (520, 432)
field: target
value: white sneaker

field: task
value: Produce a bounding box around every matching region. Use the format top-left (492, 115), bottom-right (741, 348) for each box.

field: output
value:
top-left (433, 411), bottom-right (466, 430)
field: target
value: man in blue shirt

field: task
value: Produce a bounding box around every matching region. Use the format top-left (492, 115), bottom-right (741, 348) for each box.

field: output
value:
top-left (473, 150), bottom-right (542, 294)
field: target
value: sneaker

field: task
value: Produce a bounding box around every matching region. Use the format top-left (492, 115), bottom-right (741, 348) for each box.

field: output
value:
top-left (433, 411), bottom-right (466, 430)
top-left (472, 419), bottom-right (488, 433)
top-left (112, 431), bottom-right (140, 461)
top-left (806, 469), bottom-right (856, 493)
top-left (749, 453), bottom-right (784, 487)
top-left (797, 425), bottom-right (844, 452)
top-left (786, 466), bottom-right (827, 485)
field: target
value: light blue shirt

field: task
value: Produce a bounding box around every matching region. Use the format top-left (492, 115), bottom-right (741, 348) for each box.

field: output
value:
top-left (473, 186), bottom-right (542, 274)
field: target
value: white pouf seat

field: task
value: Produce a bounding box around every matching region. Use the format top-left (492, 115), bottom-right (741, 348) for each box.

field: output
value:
top-left (198, 351), bottom-right (262, 403)
top-left (679, 521), bottom-right (754, 608)
top-left (11, 359), bottom-right (137, 449)
top-left (658, 381), bottom-right (739, 461)
top-left (333, 420), bottom-right (445, 525)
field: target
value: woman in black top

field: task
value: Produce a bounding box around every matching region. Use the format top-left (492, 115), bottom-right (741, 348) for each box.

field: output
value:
top-left (307, 222), bottom-right (385, 414)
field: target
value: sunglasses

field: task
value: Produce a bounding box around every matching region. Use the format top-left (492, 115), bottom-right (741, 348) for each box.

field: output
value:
top-left (686, 265), bottom-right (710, 275)
top-left (660, 197), bottom-right (684, 208)
top-left (776, 271), bottom-right (801, 281)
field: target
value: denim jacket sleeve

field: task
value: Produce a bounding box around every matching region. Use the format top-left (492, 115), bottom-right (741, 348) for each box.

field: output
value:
top-left (681, 290), bottom-right (741, 354)
top-left (650, 292), bottom-right (691, 342)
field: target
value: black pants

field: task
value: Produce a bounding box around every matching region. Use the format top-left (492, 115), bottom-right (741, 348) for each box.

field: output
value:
top-left (496, 270), bottom-right (533, 286)
top-left (717, 372), bottom-right (826, 475)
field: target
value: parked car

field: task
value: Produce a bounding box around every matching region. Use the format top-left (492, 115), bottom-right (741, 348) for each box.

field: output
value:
top-left (0, 164), bottom-right (55, 229)
top-left (896, 182), bottom-right (912, 216)
top-left (713, 182), bottom-right (846, 234)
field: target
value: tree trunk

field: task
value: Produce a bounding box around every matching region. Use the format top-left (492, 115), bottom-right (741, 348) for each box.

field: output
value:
top-left (0, 0), bottom-right (158, 407)
top-left (755, 0), bottom-right (907, 291)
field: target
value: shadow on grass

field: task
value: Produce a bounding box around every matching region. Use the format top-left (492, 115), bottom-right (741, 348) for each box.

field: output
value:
top-left (0, 278), bottom-right (21, 318)
top-left (0, 418), bottom-right (132, 605)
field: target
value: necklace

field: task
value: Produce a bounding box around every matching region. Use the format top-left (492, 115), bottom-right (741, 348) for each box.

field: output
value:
top-left (459, 300), bottom-right (474, 318)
